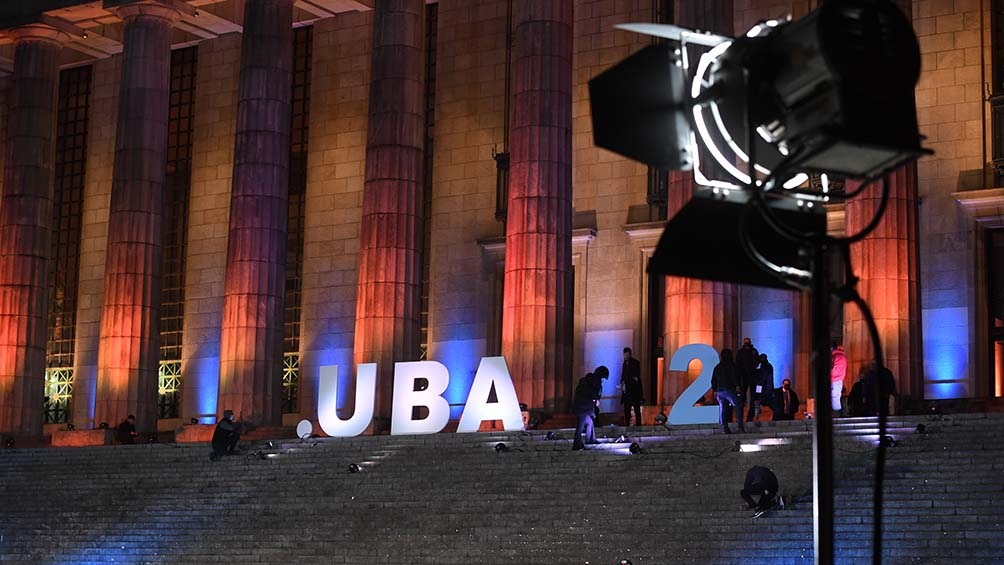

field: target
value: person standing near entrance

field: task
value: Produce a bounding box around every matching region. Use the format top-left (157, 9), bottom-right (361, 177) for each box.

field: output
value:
top-left (830, 342), bottom-right (847, 417)
top-left (773, 379), bottom-right (799, 420)
top-left (735, 337), bottom-right (759, 422)
top-left (620, 347), bottom-right (643, 426)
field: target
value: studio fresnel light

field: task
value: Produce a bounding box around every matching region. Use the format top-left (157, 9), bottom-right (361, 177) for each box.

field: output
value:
top-left (590, 0), bottom-right (928, 198)
top-left (589, 1), bottom-right (929, 562)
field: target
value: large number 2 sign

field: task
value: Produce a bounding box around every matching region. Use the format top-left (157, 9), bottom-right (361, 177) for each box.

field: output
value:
top-left (667, 344), bottom-right (721, 425)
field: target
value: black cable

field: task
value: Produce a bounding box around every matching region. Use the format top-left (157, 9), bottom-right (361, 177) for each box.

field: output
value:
top-left (843, 287), bottom-right (889, 565)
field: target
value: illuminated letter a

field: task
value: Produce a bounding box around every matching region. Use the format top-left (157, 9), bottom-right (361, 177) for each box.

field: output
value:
top-left (317, 364), bottom-right (376, 437)
top-left (457, 356), bottom-right (524, 432)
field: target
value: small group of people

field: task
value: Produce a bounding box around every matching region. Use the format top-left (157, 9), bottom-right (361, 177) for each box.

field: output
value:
top-left (712, 337), bottom-right (795, 433)
top-left (116, 410), bottom-right (243, 459)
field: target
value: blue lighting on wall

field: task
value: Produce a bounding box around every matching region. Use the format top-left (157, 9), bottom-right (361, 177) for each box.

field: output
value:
top-left (742, 318), bottom-right (793, 389)
top-left (433, 339), bottom-right (482, 419)
top-left (189, 356), bottom-right (219, 422)
top-left (922, 307), bottom-right (969, 399)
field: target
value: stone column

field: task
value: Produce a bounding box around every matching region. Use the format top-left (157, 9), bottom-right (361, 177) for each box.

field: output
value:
top-left (660, 0), bottom-right (737, 405)
top-left (843, 164), bottom-right (922, 400)
top-left (93, 2), bottom-right (178, 432)
top-left (501, 0), bottom-right (574, 414)
top-left (0, 25), bottom-right (66, 436)
top-left (217, 0), bottom-right (293, 426)
top-left (353, 0), bottom-right (425, 428)
top-left (662, 173), bottom-right (738, 403)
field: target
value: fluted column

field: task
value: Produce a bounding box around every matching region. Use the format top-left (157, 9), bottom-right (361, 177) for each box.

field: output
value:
top-left (662, 173), bottom-right (738, 403)
top-left (660, 0), bottom-right (736, 405)
top-left (218, 0), bottom-right (293, 426)
top-left (501, 0), bottom-right (574, 414)
top-left (353, 0), bottom-right (425, 428)
top-left (0, 25), bottom-right (66, 436)
top-left (94, 3), bottom-right (178, 433)
top-left (843, 164), bottom-right (922, 400)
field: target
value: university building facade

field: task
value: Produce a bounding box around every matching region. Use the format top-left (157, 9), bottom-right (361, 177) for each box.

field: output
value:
top-left (0, 0), bottom-right (998, 438)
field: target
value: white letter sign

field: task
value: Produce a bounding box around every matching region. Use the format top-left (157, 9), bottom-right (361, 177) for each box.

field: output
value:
top-left (456, 356), bottom-right (524, 432)
top-left (317, 363), bottom-right (376, 437)
top-left (391, 361), bottom-right (451, 435)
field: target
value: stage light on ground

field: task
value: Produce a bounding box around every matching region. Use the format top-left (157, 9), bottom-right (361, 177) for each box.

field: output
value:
top-left (146, 433), bottom-right (157, 443)
top-left (545, 431), bottom-right (558, 440)
top-left (615, 434), bottom-right (627, 443)
top-left (267, 441), bottom-right (274, 449)
top-left (629, 442), bottom-right (642, 455)
top-left (731, 441), bottom-right (741, 452)
top-left (4, 437), bottom-right (14, 449)
top-left (348, 463), bottom-right (361, 473)
top-left (190, 418), bottom-right (199, 425)
top-left (654, 410), bottom-right (668, 425)
top-left (880, 435), bottom-right (897, 448)
top-left (915, 424), bottom-right (926, 434)
top-left (66, 423), bottom-right (75, 431)
top-left (98, 422), bottom-right (108, 429)
top-left (495, 442), bottom-right (509, 453)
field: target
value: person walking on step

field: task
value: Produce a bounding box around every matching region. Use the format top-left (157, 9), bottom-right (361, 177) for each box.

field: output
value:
top-left (736, 337), bottom-right (759, 422)
top-left (711, 349), bottom-right (746, 434)
top-left (210, 409), bottom-right (243, 461)
top-left (830, 342), bottom-right (847, 417)
top-left (116, 415), bottom-right (137, 445)
top-left (749, 353), bottom-right (774, 421)
top-left (572, 365), bottom-right (608, 450)
top-left (741, 465), bottom-right (781, 518)
top-left (620, 347), bottom-right (644, 427)
top-left (773, 378), bottom-right (799, 421)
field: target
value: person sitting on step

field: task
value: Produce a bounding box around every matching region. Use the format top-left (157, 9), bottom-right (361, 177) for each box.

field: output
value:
top-left (210, 410), bottom-right (243, 461)
top-left (741, 465), bottom-right (782, 518)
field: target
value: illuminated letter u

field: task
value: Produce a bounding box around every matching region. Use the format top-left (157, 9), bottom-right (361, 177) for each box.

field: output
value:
top-left (317, 363), bottom-right (376, 437)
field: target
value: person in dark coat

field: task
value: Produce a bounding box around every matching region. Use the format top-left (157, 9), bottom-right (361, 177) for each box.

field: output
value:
top-left (735, 337), bottom-right (759, 422)
top-left (711, 349), bottom-right (746, 434)
top-left (740, 465), bottom-right (780, 517)
top-left (210, 409), bottom-right (242, 461)
top-left (749, 353), bottom-right (774, 421)
top-left (620, 347), bottom-right (644, 426)
top-left (572, 366), bottom-right (608, 450)
top-left (116, 415), bottom-right (137, 444)
top-left (773, 378), bottom-right (799, 420)
top-left (850, 361), bottom-right (898, 417)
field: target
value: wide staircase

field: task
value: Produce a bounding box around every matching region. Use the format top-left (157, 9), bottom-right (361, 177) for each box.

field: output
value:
top-left (0, 412), bottom-right (1002, 564)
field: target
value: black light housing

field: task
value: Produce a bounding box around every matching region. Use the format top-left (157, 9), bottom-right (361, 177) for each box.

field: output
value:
top-left (588, 43), bottom-right (692, 170)
top-left (649, 190), bottom-right (823, 289)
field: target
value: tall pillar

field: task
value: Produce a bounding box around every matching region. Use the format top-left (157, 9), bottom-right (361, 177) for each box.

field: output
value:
top-left (662, 173), bottom-right (738, 403)
top-left (843, 164), bottom-right (922, 400)
top-left (0, 25), bottom-right (66, 436)
top-left (218, 0), bottom-right (293, 426)
top-left (661, 0), bottom-right (737, 404)
top-left (93, 2), bottom-right (178, 432)
top-left (353, 0), bottom-right (425, 428)
top-left (501, 0), bottom-right (574, 414)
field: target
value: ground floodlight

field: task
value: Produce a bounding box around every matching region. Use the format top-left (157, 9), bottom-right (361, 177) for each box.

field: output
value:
top-left (348, 463), bottom-right (361, 473)
top-left (4, 437), bottom-right (14, 449)
top-left (66, 423), bottom-right (75, 431)
top-left (880, 435), bottom-right (897, 448)
top-left (495, 442), bottom-right (509, 453)
top-left (98, 422), bottom-right (109, 430)
top-left (545, 431), bottom-right (558, 441)
top-left (190, 418), bottom-right (198, 425)
top-left (615, 434), bottom-right (628, 443)
top-left (146, 433), bottom-right (157, 443)
top-left (629, 442), bottom-right (642, 455)
top-left (915, 424), bottom-right (926, 434)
